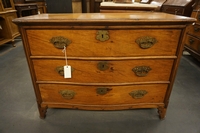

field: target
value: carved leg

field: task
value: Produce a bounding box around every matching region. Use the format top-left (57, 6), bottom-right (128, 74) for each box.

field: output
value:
top-left (157, 107), bottom-right (166, 120)
top-left (38, 105), bottom-right (47, 119)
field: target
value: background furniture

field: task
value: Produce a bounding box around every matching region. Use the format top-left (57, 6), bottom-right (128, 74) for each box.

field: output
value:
top-left (161, 0), bottom-right (195, 16)
top-left (45, 0), bottom-right (72, 13)
top-left (14, 3), bottom-right (38, 17)
top-left (13, 12), bottom-right (195, 119)
top-left (13, 0), bottom-right (46, 17)
top-left (184, 0), bottom-right (200, 61)
top-left (100, 2), bottom-right (159, 12)
top-left (0, 0), bottom-right (20, 46)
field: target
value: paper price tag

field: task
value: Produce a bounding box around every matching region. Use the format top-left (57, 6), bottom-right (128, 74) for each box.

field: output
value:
top-left (64, 65), bottom-right (72, 78)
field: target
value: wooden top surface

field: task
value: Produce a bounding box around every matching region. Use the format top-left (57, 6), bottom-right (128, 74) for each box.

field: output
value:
top-left (12, 12), bottom-right (196, 26)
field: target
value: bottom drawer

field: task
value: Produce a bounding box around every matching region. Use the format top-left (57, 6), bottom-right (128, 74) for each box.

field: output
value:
top-left (185, 35), bottom-right (200, 53)
top-left (39, 84), bottom-right (168, 107)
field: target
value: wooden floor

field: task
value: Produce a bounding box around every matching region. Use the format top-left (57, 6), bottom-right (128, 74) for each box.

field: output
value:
top-left (0, 38), bottom-right (200, 133)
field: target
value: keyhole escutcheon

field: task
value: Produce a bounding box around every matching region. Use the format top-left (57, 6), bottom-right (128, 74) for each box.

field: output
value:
top-left (96, 30), bottom-right (109, 42)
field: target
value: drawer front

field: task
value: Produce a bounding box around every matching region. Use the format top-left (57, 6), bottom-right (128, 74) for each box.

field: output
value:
top-left (32, 59), bottom-right (174, 83)
top-left (185, 35), bottom-right (200, 53)
top-left (27, 29), bottom-right (181, 56)
top-left (187, 24), bottom-right (200, 38)
top-left (39, 84), bottom-right (168, 105)
top-left (162, 6), bottom-right (184, 15)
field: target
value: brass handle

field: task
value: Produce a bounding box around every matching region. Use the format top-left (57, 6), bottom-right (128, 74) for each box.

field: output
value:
top-left (50, 36), bottom-right (71, 49)
top-left (189, 38), bottom-right (194, 44)
top-left (96, 87), bottom-right (112, 95)
top-left (194, 27), bottom-right (200, 32)
top-left (56, 66), bottom-right (74, 76)
top-left (96, 30), bottom-right (109, 42)
top-left (97, 61), bottom-right (109, 71)
top-left (129, 90), bottom-right (148, 99)
top-left (56, 66), bottom-right (64, 76)
top-left (135, 36), bottom-right (157, 49)
top-left (132, 66), bottom-right (152, 77)
top-left (59, 90), bottom-right (76, 99)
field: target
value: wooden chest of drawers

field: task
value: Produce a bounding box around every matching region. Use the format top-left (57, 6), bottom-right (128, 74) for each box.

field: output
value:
top-left (13, 12), bottom-right (195, 119)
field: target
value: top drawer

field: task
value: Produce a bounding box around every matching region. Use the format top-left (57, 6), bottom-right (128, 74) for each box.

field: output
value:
top-left (26, 29), bottom-right (181, 57)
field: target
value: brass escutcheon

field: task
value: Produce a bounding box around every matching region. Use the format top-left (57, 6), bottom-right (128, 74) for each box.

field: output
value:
top-left (96, 87), bottom-right (112, 95)
top-left (129, 90), bottom-right (148, 99)
top-left (135, 36), bottom-right (157, 49)
top-left (97, 61), bottom-right (109, 71)
top-left (50, 36), bottom-right (71, 49)
top-left (96, 30), bottom-right (109, 42)
top-left (132, 66), bottom-right (152, 77)
top-left (59, 90), bottom-right (76, 99)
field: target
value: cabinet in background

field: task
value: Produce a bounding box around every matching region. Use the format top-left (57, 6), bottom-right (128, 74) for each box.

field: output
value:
top-left (161, 0), bottom-right (195, 16)
top-left (184, 0), bottom-right (200, 61)
top-left (0, 0), bottom-right (20, 46)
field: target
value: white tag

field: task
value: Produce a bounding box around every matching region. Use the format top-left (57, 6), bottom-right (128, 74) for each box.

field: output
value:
top-left (64, 65), bottom-right (71, 78)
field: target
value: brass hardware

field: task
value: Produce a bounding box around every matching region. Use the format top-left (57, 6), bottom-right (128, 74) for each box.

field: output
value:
top-left (50, 36), bottom-right (71, 49)
top-left (194, 27), bottom-right (200, 32)
top-left (97, 61), bottom-right (109, 71)
top-left (59, 90), bottom-right (76, 99)
top-left (56, 66), bottom-right (64, 76)
top-left (129, 90), bottom-right (148, 99)
top-left (189, 38), bottom-right (194, 44)
top-left (56, 66), bottom-right (74, 76)
top-left (96, 87), bottom-right (112, 95)
top-left (132, 66), bottom-right (152, 77)
top-left (96, 30), bottom-right (109, 42)
top-left (135, 36), bottom-right (157, 49)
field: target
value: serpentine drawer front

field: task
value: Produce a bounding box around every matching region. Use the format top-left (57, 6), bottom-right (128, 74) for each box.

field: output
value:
top-left (27, 29), bottom-right (181, 56)
top-left (33, 59), bottom-right (174, 83)
top-left (39, 84), bottom-right (168, 107)
top-left (12, 12), bottom-right (195, 119)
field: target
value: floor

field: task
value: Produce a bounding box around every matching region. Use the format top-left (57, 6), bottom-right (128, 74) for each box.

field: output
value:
top-left (0, 39), bottom-right (200, 133)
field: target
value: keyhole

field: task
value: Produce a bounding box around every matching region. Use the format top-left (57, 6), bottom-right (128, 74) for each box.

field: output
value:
top-left (102, 34), bottom-right (104, 39)
top-left (102, 64), bottom-right (104, 68)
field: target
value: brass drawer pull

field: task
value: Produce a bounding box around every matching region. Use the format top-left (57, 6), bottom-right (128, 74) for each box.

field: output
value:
top-left (50, 36), bottom-right (71, 49)
top-left (132, 66), bottom-right (152, 77)
top-left (194, 27), bottom-right (200, 32)
top-left (96, 87), bottom-right (112, 95)
top-left (96, 30), bottom-right (109, 42)
top-left (97, 61), bottom-right (109, 71)
top-left (129, 90), bottom-right (148, 99)
top-left (59, 90), bottom-right (76, 99)
top-left (56, 66), bottom-right (64, 76)
top-left (135, 36), bottom-right (157, 49)
top-left (56, 66), bottom-right (74, 76)
top-left (189, 38), bottom-right (194, 44)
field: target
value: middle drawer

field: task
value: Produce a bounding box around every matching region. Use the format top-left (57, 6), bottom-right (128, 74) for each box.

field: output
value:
top-left (32, 59), bottom-right (174, 83)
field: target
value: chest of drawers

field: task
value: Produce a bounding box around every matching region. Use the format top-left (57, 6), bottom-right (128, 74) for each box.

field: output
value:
top-left (184, 0), bottom-right (200, 61)
top-left (13, 12), bottom-right (195, 119)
